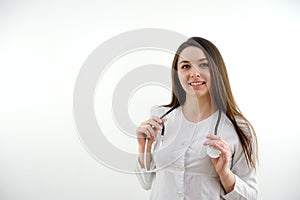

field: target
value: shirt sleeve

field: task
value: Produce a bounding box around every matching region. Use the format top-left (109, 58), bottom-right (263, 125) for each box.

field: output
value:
top-left (135, 154), bottom-right (156, 190)
top-left (222, 124), bottom-right (258, 200)
top-left (135, 105), bottom-right (163, 190)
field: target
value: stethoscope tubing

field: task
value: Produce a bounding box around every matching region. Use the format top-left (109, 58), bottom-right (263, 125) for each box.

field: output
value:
top-left (147, 106), bottom-right (222, 158)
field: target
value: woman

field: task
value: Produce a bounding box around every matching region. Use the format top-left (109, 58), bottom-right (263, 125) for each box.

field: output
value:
top-left (135, 37), bottom-right (258, 199)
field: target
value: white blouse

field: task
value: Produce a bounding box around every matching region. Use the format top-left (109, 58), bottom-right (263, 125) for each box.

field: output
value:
top-left (135, 106), bottom-right (257, 200)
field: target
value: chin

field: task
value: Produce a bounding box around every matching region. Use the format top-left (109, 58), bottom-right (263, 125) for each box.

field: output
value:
top-left (187, 90), bottom-right (209, 97)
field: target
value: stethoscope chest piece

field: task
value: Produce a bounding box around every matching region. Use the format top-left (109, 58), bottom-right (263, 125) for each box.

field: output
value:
top-left (207, 146), bottom-right (221, 158)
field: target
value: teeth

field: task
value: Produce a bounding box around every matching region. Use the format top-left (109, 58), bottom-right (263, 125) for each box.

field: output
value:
top-left (190, 82), bottom-right (205, 86)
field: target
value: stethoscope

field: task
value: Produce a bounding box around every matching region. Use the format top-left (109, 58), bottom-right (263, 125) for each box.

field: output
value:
top-left (153, 106), bottom-right (222, 158)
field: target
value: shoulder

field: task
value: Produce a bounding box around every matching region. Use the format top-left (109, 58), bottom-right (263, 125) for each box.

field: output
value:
top-left (221, 114), bottom-right (252, 136)
top-left (219, 114), bottom-right (250, 144)
top-left (219, 114), bottom-right (236, 140)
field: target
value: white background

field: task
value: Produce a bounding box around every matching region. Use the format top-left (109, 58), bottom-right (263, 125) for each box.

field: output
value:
top-left (1, 0), bottom-right (300, 199)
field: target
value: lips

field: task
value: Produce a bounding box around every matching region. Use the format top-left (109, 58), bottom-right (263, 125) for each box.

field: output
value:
top-left (189, 81), bottom-right (206, 86)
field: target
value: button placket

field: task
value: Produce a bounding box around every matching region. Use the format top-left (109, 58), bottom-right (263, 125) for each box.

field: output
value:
top-left (177, 147), bottom-right (185, 199)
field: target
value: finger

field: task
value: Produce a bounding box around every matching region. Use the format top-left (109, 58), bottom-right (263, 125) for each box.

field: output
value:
top-left (203, 140), bottom-right (218, 147)
top-left (145, 126), bottom-right (155, 138)
top-left (215, 141), bottom-right (226, 148)
top-left (151, 115), bottom-right (163, 123)
top-left (138, 126), bottom-right (152, 139)
top-left (141, 116), bottom-right (166, 127)
top-left (204, 139), bottom-right (228, 150)
top-left (203, 138), bottom-right (224, 146)
top-left (206, 136), bottom-right (230, 151)
top-left (147, 125), bottom-right (160, 140)
top-left (136, 127), bottom-right (149, 139)
top-left (214, 143), bottom-right (231, 159)
top-left (203, 139), bottom-right (227, 150)
top-left (149, 120), bottom-right (163, 130)
top-left (206, 135), bottom-right (221, 141)
top-left (214, 142), bottom-right (225, 152)
top-left (153, 118), bottom-right (167, 128)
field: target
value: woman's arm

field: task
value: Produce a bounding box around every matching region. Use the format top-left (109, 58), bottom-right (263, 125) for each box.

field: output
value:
top-left (135, 113), bottom-right (165, 190)
top-left (222, 143), bottom-right (258, 200)
top-left (204, 135), bottom-right (258, 199)
top-left (135, 142), bottom-right (156, 190)
top-left (138, 142), bottom-right (154, 170)
top-left (218, 168), bottom-right (236, 194)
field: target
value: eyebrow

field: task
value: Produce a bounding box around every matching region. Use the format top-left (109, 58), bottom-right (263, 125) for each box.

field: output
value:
top-left (178, 58), bottom-right (208, 64)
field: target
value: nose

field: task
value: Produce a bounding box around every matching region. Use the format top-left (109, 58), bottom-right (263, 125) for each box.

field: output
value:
top-left (190, 67), bottom-right (200, 78)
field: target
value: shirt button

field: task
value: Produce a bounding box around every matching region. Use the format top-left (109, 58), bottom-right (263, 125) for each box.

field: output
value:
top-left (177, 192), bottom-right (183, 197)
top-left (179, 166), bottom-right (185, 171)
top-left (181, 142), bottom-right (186, 146)
top-left (189, 124), bottom-right (194, 128)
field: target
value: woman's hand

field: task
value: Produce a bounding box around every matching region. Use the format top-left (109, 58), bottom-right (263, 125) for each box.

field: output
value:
top-left (136, 116), bottom-right (166, 170)
top-left (203, 135), bottom-right (231, 175)
top-left (136, 116), bottom-right (166, 153)
top-left (203, 135), bottom-right (236, 193)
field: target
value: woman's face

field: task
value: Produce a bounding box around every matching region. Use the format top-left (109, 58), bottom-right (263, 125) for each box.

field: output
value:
top-left (177, 46), bottom-right (211, 98)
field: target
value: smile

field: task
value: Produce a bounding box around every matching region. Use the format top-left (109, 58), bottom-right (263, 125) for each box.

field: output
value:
top-left (189, 81), bottom-right (206, 86)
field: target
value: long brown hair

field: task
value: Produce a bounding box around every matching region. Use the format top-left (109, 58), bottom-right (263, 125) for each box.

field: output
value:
top-left (164, 37), bottom-right (258, 168)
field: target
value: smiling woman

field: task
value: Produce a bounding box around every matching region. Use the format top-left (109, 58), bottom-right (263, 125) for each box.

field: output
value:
top-left (177, 46), bottom-right (211, 99)
top-left (135, 37), bottom-right (258, 200)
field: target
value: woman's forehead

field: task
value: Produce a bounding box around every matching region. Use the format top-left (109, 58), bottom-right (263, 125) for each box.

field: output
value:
top-left (178, 46), bottom-right (206, 63)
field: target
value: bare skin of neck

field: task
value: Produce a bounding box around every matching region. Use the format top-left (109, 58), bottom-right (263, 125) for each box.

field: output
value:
top-left (182, 93), bottom-right (216, 123)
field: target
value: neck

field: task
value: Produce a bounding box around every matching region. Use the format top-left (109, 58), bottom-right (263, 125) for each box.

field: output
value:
top-left (182, 94), bottom-right (216, 123)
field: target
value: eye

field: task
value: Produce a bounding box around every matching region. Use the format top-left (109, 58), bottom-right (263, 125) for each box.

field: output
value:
top-left (199, 63), bottom-right (209, 68)
top-left (181, 64), bottom-right (190, 69)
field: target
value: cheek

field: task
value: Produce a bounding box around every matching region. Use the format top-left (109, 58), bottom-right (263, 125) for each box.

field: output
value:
top-left (203, 70), bottom-right (210, 79)
top-left (177, 72), bottom-right (189, 90)
top-left (177, 72), bottom-right (187, 83)
top-left (202, 69), bottom-right (210, 81)
top-left (203, 71), bottom-right (211, 89)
